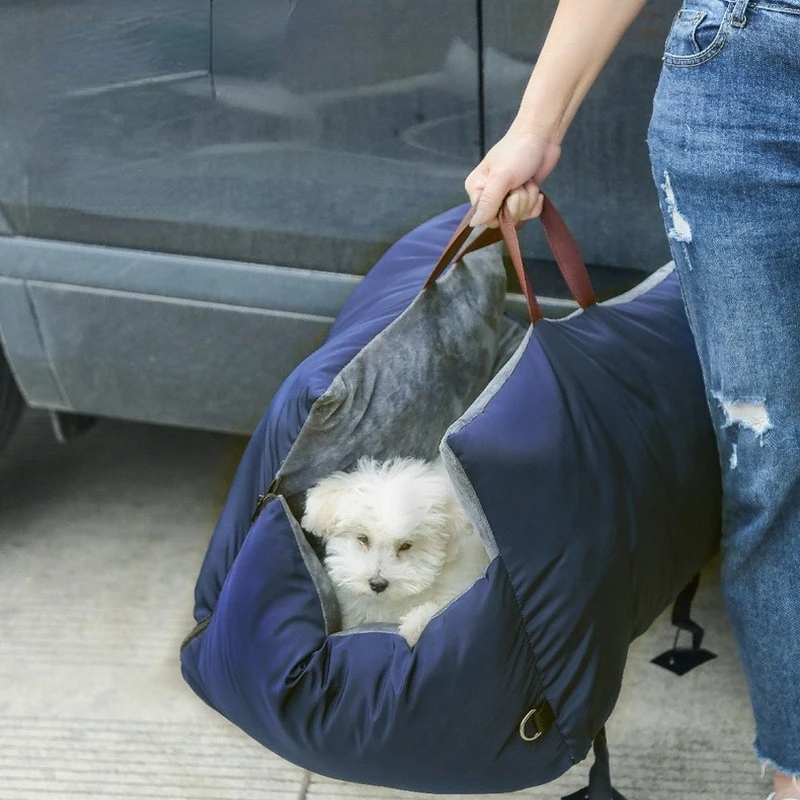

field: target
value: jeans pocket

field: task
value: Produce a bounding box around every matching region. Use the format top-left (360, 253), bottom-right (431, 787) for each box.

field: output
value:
top-left (663, 0), bottom-right (733, 66)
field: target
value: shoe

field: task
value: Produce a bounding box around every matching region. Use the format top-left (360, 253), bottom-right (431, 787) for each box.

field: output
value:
top-left (766, 794), bottom-right (800, 800)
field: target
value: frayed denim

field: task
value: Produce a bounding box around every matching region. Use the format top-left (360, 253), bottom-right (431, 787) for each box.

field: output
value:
top-left (648, 0), bottom-right (800, 777)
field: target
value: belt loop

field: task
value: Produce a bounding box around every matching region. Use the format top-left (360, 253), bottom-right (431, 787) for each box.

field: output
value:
top-left (731, 0), bottom-right (749, 27)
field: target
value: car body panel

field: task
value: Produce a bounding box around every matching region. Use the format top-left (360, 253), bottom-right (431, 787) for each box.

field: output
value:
top-left (0, 0), bottom-right (670, 435)
top-left (0, 278), bottom-right (67, 409)
top-left (0, 236), bottom-right (560, 434)
top-left (0, 0), bottom-right (480, 270)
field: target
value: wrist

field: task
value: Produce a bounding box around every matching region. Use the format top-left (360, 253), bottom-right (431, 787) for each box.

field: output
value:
top-left (509, 111), bottom-right (567, 147)
top-left (510, 72), bottom-right (574, 146)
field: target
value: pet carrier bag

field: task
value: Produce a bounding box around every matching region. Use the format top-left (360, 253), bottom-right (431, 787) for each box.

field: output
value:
top-left (180, 198), bottom-right (721, 796)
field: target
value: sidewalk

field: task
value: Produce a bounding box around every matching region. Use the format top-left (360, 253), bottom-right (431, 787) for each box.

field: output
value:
top-left (0, 412), bottom-right (767, 800)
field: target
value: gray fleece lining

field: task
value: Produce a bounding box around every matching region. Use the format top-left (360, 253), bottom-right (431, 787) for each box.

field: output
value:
top-left (280, 495), bottom-right (342, 635)
top-left (555, 262), bottom-right (675, 322)
top-left (329, 624), bottom-right (400, 637)
top-left (275, 245), bottom-right (525, 508)
top-left (271, 246), bottom-right (526, 632)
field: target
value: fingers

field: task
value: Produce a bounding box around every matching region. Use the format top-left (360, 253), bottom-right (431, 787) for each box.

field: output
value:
top-left (467, 170), bottom-right (511, 229)
top-left (472, 177), bottom-right (511, 228)
top-left (463, 165), bottom-right (486, 209)
top-left (504, 181), bottom-right (544, 223)
top-left (465, 127), bottom-right (560, 227)
top-left (467, 179), bottom-right (544, 229)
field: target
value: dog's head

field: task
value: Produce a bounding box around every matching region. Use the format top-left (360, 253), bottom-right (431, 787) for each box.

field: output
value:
top-left (301, 457), bottom-right (469, 601)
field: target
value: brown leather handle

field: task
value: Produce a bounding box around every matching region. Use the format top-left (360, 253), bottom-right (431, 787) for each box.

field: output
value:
top-left (424, 194), bottom-right (597, 324)
top-left (423, 203), bottom-right (479, 287)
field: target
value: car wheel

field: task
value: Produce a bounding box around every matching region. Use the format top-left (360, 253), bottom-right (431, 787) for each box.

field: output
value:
top-left (0, 348), bottom-right (24, 454)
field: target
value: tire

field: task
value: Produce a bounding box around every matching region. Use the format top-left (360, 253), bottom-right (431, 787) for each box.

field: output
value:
top-left (0, 348), bottom-right (24, 454)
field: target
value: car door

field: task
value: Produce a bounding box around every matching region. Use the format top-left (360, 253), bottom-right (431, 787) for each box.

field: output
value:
top-left (205, 0), bottom-right (482, 271)
top-left (1, 0), bottom-right (481, 268)
top-left (0, 1), bottom-right (483, 434)
top-left (0, 0), bottom-right (213, 251)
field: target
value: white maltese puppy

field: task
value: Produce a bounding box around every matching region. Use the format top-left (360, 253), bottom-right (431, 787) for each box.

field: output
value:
top-left (301, 456), bottom-right (489, 646)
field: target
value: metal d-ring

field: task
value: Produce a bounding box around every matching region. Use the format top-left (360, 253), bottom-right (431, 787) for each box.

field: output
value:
top-left (519, 708), bottom-right (544, 742)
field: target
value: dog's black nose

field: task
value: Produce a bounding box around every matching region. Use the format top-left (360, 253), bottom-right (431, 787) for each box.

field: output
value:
top-left (369, 578), bottom-right (389, 594)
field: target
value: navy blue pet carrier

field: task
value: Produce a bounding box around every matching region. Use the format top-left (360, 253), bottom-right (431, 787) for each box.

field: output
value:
top-left (180, 199), bottom-right (721, 795)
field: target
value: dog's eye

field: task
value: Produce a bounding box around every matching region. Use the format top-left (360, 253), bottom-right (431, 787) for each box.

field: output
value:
top-left (397, 542), bottom-right (412, 553)
top-left (357, 535), bottom-right (370, 548)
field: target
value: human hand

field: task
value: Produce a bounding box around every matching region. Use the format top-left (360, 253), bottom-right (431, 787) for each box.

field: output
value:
top-left (464, 125), bottom-right (561, 228)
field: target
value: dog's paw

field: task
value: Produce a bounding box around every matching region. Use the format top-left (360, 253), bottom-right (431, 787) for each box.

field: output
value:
top-left (399, 602), bottom-right (440, 647)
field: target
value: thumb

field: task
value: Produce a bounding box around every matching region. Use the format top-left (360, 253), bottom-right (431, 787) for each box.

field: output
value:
top-left (471, 176), bottom-right (509, 227)
top-left (464, 164), bottom-right (487, 209)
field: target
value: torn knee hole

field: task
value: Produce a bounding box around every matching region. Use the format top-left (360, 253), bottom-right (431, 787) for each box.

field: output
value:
top-left (714, 394), bottom-right (772, 443)
top-left (662, 171), bottom-right (693, 243)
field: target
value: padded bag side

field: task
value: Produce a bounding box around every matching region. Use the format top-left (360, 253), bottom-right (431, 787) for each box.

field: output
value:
top-left (182, 493), bottom-right (571, 793)
top-left (445, 265), bottom-right (721, 763)
top-left (183, 201), bottom-right (721, 795)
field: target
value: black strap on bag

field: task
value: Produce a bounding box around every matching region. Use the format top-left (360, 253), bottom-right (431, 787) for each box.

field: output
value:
top-left (651, 573), bottom-right (717, 675)
top-left (562, 728), bottom-right (627, 800)
top-left (561, 575), bottom-right (718, 800)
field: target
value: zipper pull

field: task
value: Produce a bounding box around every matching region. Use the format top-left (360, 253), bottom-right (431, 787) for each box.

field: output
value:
top-left (251, 480), bottom-right (278, 523)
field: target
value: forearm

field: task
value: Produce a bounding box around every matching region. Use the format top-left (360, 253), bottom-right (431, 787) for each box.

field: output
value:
top-left (513, 0), bottom-right (648, 143)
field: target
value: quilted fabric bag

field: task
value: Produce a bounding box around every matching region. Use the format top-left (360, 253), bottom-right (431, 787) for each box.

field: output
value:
top-left (180, 199), bottom-right (721, 795)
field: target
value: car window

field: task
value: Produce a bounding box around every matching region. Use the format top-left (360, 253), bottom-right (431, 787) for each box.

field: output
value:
top-left (0, 0), bottom-right (481, 275)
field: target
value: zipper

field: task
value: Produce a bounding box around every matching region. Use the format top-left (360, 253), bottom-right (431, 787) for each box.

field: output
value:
top-left (251, 479), bottom-right (278, 523)
top-left (181, 482), bottom-right (280, 652)
top-left (180, 615), bottom-right (212, 651)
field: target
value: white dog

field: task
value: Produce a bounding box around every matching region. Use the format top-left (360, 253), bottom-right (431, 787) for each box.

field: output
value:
top-left (301, 456), bottom-right (489, 646)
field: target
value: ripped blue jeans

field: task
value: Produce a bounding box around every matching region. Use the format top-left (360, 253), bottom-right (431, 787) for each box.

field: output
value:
top-left (647, 0), bottom-right (800, 777)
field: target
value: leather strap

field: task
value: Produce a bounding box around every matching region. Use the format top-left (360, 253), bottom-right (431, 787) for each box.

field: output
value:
top-left (499, 207), bottom-right (542, 323)
top-left (424, 194), bottom-right (597, 324)
top-left (423, 203), bottom-right (479, 288)
top-left (539, 195), bottom-right (596, 311)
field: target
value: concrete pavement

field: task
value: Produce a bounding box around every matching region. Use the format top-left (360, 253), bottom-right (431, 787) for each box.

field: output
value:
top-left (0, 411), bottom-right (768, 800)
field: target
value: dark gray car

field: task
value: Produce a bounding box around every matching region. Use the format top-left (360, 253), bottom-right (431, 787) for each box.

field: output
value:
top-left (0, 0), bottom-right (674, 452)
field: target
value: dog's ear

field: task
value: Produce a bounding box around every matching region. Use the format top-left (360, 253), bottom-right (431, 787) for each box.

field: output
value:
top-left (301, 474), bottom-right (352, 540)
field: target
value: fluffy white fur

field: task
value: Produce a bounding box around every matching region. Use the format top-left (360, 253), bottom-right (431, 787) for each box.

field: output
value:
top-left (301, 457), bottom-right (489, 646)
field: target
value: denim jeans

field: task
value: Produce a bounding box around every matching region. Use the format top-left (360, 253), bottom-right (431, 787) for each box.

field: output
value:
top-left (647, 0), bottom-right (800, 776)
